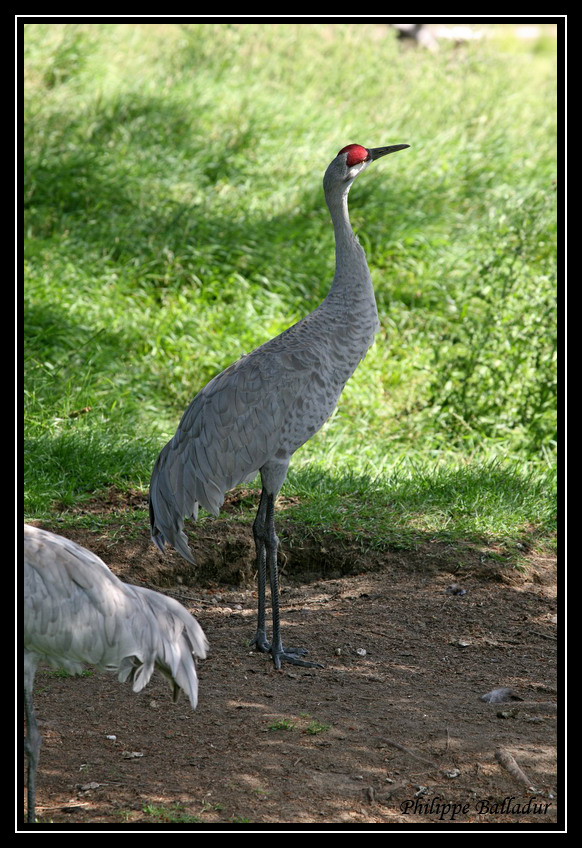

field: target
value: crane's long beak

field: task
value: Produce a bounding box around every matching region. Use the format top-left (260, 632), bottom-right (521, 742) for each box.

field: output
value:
top-left (368, 144), bottom-right (410, 160)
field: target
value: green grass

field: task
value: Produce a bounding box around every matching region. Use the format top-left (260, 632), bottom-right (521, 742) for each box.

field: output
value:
top-left (141, 803), bottom-right (201, 824)
top-left (267, 714), bottom-right (331, 734)
top-left (282, 457), bottom-right (556, 550)
top-left (305, 721), bottom-right (331, 735)
top-left (23, 23), bottom-right (557, 549)
top-left (40, 667), bottom-right (94, 679)
top-left (268, 719), bottom-right (296, 732)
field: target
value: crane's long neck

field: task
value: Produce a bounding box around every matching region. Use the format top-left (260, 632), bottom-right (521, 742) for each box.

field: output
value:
top-left (320, 177), bottom-right (380, 368)
top-left (326, 183), bottom-right (374, 299)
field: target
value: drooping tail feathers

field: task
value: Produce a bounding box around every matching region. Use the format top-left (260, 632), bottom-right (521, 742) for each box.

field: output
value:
top-left (149, 445), bottom-right (198, 565)
top-left (123, 584), bottom-right (209, 709)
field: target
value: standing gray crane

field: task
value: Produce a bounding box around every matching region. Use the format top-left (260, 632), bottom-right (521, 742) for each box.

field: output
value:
top-left (149, 141), bottom-right (409, 670)
top-left (23, 524), bottom-right (208, 824)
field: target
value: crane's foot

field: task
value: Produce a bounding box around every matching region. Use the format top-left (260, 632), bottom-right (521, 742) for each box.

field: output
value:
top-left (271, 648), bottom-right (324, 670)
top-left (249, 629), bottom-right (271, 654)
top-left (249, 631), bottom-right (323, 669)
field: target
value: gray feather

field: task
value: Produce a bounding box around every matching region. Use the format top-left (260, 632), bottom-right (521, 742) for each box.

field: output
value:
top-left (24, 524), bottom-right (208, 707)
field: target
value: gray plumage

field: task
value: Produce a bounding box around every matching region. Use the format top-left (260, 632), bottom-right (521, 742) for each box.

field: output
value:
top-left (149, 142), bottom-right (409, 669)
top-left (23, 523), bottom-right (208, 823)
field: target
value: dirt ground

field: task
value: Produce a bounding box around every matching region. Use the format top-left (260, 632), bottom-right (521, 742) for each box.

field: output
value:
top-left (23, 488), bottom-right (560, 829)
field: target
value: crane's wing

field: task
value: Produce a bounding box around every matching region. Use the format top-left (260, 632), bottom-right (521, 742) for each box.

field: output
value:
top-left (24, 525), bottom-right (208, 707)
top-left (149, 319), bottom-right (330, 562)
top-left (24, 525), bottom-right (130, 676)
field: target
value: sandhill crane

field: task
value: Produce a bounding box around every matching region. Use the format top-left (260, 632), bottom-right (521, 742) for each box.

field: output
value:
top-left (23, 524), bottom-right (208, 824)
top-left (149, 142), bottom-right (409, 670)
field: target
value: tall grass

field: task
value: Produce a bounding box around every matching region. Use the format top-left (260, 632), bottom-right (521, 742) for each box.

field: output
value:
top-left (23, 23), bottom-right (557, 540)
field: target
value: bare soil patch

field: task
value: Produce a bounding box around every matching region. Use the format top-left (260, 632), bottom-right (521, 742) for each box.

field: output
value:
top-left (24, 489), bottom-right (559, 827)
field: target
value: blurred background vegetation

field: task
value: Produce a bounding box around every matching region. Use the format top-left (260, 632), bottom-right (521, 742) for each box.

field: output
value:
top-left (23, 22), bottom-right (557, 547)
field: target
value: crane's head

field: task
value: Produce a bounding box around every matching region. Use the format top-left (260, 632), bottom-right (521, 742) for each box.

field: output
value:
top-left (323, 142), bottom-right (410, 195)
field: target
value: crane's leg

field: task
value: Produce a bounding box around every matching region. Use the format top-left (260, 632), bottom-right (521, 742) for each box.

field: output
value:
top-left (24, 684), bottom-right (41, 823)
top-left (249, 462), bottom-right (323, 669)
top-left (264, 492), bottom-right (323, 669)
top-left (249, 488), bottom-right (270, 653)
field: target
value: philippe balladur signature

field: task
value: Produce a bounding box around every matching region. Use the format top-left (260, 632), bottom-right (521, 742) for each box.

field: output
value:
top-left (400, 795), bottom-right (552, 821)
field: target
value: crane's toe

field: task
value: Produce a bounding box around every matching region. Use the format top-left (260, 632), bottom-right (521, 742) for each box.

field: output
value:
top-left (271, 648), bottom-right (324, 670)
